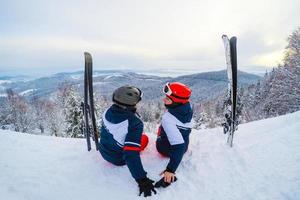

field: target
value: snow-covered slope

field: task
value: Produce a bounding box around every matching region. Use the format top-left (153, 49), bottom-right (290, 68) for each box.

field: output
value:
top-left (1, 112), bottom-right (300, 200)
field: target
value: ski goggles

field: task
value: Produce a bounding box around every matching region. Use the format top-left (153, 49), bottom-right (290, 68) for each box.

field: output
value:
top-left (163, 82), bottom-right (172, 96)
top-left (163, 82), bottom-right (190, 101)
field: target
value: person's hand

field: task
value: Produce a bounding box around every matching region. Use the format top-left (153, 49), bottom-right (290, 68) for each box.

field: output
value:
top-left (160, 170), bottom-right (176, 183)
top-left (137, 177), bottom-right (157, 197)
top-left (154, 176), bottom-right (178, 188)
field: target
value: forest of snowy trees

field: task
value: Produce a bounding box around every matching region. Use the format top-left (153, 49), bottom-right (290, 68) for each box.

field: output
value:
top-left (0, 82), bottom-right (164, 136)
top-left (0, 27), bottom-right (299, 136)
top-left (194, 27), bottom-right (300, 128)
top-left (240, 27), bottom-right (300, 121)
top-left (0, 83), bottom-right (82, 136)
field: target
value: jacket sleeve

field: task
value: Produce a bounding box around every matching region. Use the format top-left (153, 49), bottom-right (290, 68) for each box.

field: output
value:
top-left (123, 116), bottom-right (147, 181)
top-left (166, 144), bottom-right (185, 173)
top-left (162, 113), bottom-right (186, 173)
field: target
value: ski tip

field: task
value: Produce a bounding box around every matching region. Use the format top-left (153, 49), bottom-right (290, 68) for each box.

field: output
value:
top-left (230, 36), bottom-right (237, 42)
top-left (222, 34), bottom-right (228, 39)
top-left (84, 52), bottom-right (92, 58)
top-left (84, 52), bottom-right (93, 62)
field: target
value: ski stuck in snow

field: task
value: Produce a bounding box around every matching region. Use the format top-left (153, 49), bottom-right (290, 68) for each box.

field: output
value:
top-left (222, 35), bottom-right (238, 147)
top-left (82, 52), bottom-right (99, 151)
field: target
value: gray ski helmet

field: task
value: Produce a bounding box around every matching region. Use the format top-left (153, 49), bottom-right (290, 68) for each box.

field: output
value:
top-left (112, 86), bottom-right (142, 106)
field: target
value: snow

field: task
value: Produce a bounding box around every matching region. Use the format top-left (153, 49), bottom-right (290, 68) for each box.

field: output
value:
top-left (93, 81), bottom-right (107, 86)
top-left (103, 74), bottom-right (124, 80)
top-left (1, 111), bottom-right (300, 200)
top-left (0, 80), bottom-right (12, 84)
top-left (70, 75), bottom-right (82, 80)
top-left (0, 80), bottom-right (11, 92)
top-left (19, 89), bottom-right (36, 96)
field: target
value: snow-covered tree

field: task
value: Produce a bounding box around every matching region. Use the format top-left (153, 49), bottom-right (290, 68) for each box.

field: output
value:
top-left (262, 66), bottom-right (300, 117)
top-left (46, 101), bottom-right (65, 137)
top-left (240, 27), bottom-right (300, 121)
top-left (31, 97), bottom-right (50, 134)
top-left (0, 98), bottom-right (10, 129)
top-left (94, 94), bottom-right (111, 127)
top-left (242, 65), bottom-right (300, 121)
top-left (56, 82), bottom-right (83, 138)
top-left (4, 89), bottom-right (34, 133)
top-left (192, 103), bottom-right (207, 130)
top-left (65, 93), bottom-right (83, 137)
top-left (138, 101), bottom-right (164, 133)
top-left (284, 27), bottom-right (300, 67)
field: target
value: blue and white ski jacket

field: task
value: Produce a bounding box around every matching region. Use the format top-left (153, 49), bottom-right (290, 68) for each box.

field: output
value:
top-left (156, 102), bottom-right (193, 173)
top-left (99, 104), bottom-right (147, 180)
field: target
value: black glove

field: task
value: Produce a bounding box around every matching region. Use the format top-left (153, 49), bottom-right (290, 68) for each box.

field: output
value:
top-left (154, 176), bottom-right (177, 188)
top-left (137, 177), bottom-right (157, 197)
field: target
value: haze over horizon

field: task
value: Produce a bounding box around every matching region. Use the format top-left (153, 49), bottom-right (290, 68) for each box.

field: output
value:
top-left (0, 0), bottom-right (299, 76)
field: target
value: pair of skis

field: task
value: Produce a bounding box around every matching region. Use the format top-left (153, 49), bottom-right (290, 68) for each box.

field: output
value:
top-left (82, 52), bottom-right (99, 151)
top-left (222, 35), bottom-right (238, 147)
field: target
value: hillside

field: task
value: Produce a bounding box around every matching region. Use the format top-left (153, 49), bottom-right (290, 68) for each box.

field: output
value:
top-left (0, 70), bottom-right (260, 102)
top-left (1, 111), bottom-right (300, 200)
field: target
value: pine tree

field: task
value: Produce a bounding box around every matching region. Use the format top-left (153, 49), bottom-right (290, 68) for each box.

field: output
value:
top-left (62, 84), bottom-right (83, 138)
top-left (54, 82), bottom-right (83, 137)
top-left (284, 27), bottom-right (300, 67)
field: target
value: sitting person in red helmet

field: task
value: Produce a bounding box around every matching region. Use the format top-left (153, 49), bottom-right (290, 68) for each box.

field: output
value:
top-left (155, 82), bottom-right (193, 188)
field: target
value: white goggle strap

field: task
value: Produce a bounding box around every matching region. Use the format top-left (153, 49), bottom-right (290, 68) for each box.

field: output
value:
top-left (163, 82), bottom-right (172, 96)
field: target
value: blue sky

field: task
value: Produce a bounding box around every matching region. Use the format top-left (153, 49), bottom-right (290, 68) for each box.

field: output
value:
top-left (0, 0), bottom-right (299, 76)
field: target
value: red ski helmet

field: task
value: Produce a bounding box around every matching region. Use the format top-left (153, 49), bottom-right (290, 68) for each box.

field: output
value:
top-left (163, 82), bottom-right (191, 104)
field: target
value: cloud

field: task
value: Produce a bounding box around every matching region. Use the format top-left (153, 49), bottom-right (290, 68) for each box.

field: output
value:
top-left (251, 50), bottom-right (285, 67)
top-left (0, 0), bottom-right (299, 75)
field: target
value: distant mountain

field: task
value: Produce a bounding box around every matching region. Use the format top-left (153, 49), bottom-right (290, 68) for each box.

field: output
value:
top-left (140, 70), bottom-right (260, 102)
top-left (0, 70), bottom-right (261, 102)
top-left (166, 70), bottom-right (260, 101)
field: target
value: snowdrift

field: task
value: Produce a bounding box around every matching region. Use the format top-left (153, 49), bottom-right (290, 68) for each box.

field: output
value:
top-left (1, 111), bottom-right (300, 200)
